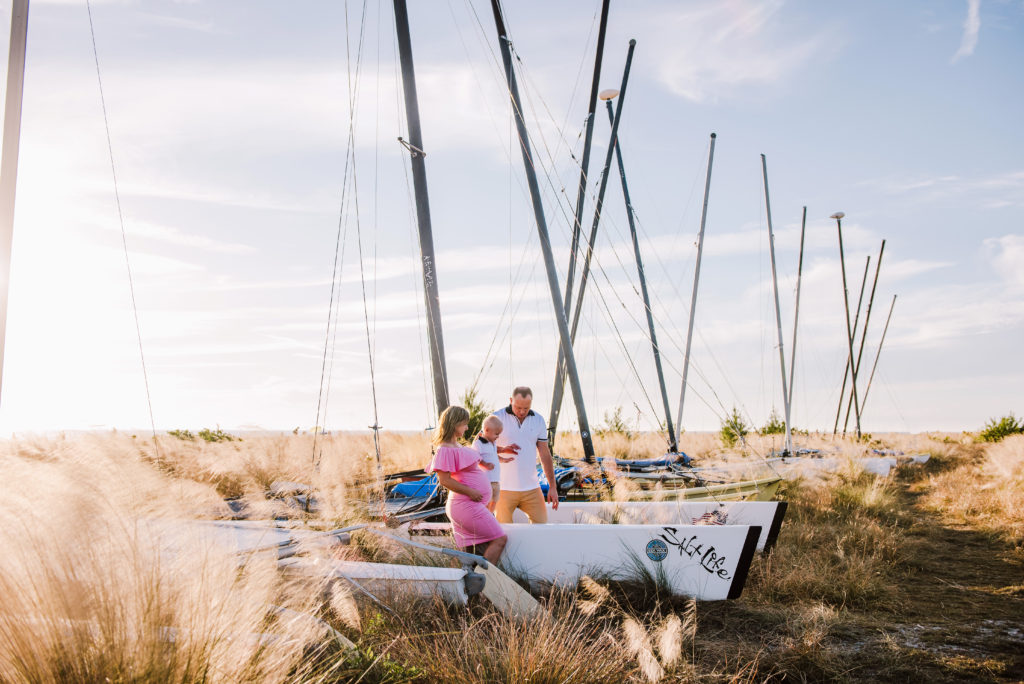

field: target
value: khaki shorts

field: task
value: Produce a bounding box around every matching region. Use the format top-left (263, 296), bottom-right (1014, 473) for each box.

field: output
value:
top-left (494, 487), bottom-right (547, 524)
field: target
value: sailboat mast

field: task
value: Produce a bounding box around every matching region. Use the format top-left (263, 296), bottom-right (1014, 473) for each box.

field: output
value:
top-left (860, 294), bottom-right (896, 415)
top-left (0, 0), bottom-right (29, 405)
top-left (606, 98), bottom-right (677, 451)
top-left (833, 212), bottom-right (863, 439)
top-left (489, 0), bottom-right (595, 461)
top-left (760, 154), bottom-right (792, 455)
top-left (786, 206), bottom-right (806, 411)
top-left (675, 133), bottom-right (716, 437)
top-left (549, 39), bottom-right (635, 443)
top-left (842, 240), bottom-right (885, 435)
top-left (560, 0), bottom-right (610, 346)
top-left (393, 0), bottom-right (449, 415)
top-left (549, 0), bottom-right (610, 448)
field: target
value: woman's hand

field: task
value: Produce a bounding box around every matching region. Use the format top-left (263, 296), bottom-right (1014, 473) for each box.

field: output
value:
top-left (467, 488), bottom-right (483, 502)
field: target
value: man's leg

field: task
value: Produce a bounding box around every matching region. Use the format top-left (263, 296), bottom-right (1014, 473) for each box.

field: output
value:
top-left (494, 489), bottom-right (521, 523)
top-left (518, 487), bottom-right (548, 524)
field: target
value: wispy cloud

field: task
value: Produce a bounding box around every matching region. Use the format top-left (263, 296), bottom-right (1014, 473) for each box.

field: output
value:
top-left (984, 233), bottom-right (1024, 287)
top-left (621, 1), bottom-right (833, 103)
top-left (951, 0), bottom-right (982, 63)
top-left (858, 170), bottom-right (1024, 208)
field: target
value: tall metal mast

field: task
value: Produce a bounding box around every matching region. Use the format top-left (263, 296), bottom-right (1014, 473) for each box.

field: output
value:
top-left (0, 0), bottom-right (29, 406)
top-left (561, 0), bottom-right (610, 346)
top-left (393, 0), bottom-right (449, 415)
top-left (833, 255), bottom-right (870, 435)
top-left (860, 294), bottom-right (897, 415)
top-left (675, 133), bottom-right (716, 437)
top-left (842, 240), bottom-right (885, 435)
top-left (490, 0), bottom-right (595, 461)
top-left (786, 206), bottom-right (806, 411)
top-left (760, 155), bottom-right (792, 455)
top-left (605, 95), bottom-right (677, 451)
top-left (833, 211), bottom-right (862, 439)
top-left (548, 39), bottom-right (635, 443)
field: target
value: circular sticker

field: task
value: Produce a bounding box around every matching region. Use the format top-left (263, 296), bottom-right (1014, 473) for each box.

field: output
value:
top-left (645, 539), bottom-right (668, 562)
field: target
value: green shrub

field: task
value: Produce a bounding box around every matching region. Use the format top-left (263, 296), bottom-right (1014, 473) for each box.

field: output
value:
top-left (459, 387), bottom-right (490, 443)
top-left (760, 409), bottom-right (786, 435)
top-left (197, 427), bottom-right (236, 443)
top-left (596, 406), bottom-right (633, 438)
top-left (167, 429), bottom-right (194, 441)
top-left (978, 414), bottom-right (1024, 443)
top-left (720, 407), bottom-right (750, 447)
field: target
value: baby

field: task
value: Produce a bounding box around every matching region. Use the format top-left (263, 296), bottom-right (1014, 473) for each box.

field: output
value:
top-left (473, 414), bottom-right (513, 513)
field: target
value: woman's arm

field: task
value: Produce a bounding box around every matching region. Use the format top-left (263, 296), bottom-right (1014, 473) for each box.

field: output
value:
top-left (435, 470), bottom-right (483, 501)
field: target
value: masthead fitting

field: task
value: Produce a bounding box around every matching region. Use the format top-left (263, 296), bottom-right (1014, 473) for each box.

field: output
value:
top-left (598, 88), bottom-right (619, 101)
top-left (830, 212), bottom-right (845, 220)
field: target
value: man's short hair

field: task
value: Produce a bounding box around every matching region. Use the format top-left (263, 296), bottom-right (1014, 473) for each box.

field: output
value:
top-left (512, 386), bottom-right (533, 399)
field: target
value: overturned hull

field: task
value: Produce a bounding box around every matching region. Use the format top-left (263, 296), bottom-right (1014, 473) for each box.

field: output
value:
top-left (279, 556), bottom-right (481, 605)
top-left (511, 500), bottom-right (788, 552)
top-left (567, 475), bottom-right (783, 502)
top-left (500, 522), bottom-right (761, 600)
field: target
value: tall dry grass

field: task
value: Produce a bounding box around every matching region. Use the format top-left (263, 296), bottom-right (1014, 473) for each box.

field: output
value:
top-left (918, 434), bottom-right (1024, 546)
top-left (0, 435), bottom-right (348, 683)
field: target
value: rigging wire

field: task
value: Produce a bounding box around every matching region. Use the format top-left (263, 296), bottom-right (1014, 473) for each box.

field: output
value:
top-left (459, 2), bottom-right (775, 463)
top-left (314, 0), bottom-right (370, 464)
top-left (85, 0), bottom-right (160, 455)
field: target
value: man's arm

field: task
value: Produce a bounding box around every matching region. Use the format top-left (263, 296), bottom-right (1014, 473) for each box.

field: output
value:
top-left (537, 440), bottom-right (559, 510)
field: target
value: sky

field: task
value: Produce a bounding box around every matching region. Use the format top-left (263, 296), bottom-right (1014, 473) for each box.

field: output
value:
top-left (0, 0), bottom-right (1021, 437)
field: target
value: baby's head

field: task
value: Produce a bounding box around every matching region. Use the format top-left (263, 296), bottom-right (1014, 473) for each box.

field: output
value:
top-left (481, 415), bottom-right (503, 441)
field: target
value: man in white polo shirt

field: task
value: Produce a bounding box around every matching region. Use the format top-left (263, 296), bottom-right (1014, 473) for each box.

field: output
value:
top-left (492, 386), bottom-right (560, 524)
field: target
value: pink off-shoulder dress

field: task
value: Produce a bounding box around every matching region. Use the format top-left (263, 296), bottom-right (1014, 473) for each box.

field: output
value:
top-left (428, 445), bottom-right (505, 548)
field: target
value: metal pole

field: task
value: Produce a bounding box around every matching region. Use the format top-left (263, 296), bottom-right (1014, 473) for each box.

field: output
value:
top-left (561, 0), bottom-right (609, 335)
top-left (675, 133), bottom-right (716, 437)
top-left (760, 155), bottom-right (792, 455)
top-left (548, 39), bottom-right (635, 443)
top-left (843, 240), bottom-right (885, 435)
top-left (833, 255), bottom-right (869, 436)
top-left (550, 0), bottom-right (609, 448)
top-left (861, 294), bottom-right (897, 414)
top-left (833, 213), bottom-right (863, 439)
top-left (0, 0), bottom-right (29, 406)
top-left (606, 99), bottom-right (677, 451)
top-left (393, 0), bottom-right (449, 414)
top-left (490, 0), bottom-right (595, 461)
top-left (786, 206), bottom-right (806, 411)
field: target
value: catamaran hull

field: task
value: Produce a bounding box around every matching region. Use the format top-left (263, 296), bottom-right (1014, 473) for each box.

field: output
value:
top-left (280, 556), bottom-right (480, 605)
top-left (500, 523), bottom-right (761, 600)
top-left (567, 476), bottom-right (782, 502)
top-left (511, 500), bottom-right (787, 552)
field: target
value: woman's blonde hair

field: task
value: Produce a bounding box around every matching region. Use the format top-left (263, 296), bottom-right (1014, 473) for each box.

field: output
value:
top-left (433, 405), bottom-right (470, 447)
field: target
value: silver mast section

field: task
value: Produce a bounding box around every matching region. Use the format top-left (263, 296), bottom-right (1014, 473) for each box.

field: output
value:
top-left (860, 294), bottom-right (897, 415)
top-left (675, 133), bottom-right (716, 436)
top-left (760, 154), bottom-right (792, 455)
top-left (0, 0), bottom-right (29, 406)
top-left (489, 0), bottom-right (595, 461)
top-left (786, 206), bottom-right (806, 412)
top-left (393, 0), bottom-right (449, 415)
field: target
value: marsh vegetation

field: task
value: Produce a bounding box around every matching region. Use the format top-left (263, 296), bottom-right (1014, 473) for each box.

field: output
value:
top-left (0, 430), bottom-right (1021, 682)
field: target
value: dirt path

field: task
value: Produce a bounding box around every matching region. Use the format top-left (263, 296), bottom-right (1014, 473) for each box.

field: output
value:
top-left (849, 469), bottom-right (1024, 682)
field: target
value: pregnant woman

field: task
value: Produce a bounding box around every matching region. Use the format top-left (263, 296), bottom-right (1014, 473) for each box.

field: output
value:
top-left (428, 406), bottom-right (507, 564)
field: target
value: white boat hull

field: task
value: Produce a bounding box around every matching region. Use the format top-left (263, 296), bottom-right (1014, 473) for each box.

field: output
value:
top-left (511, 501), bottom-right (787, 552)
top-left (500, 523), bottom-right (761, 600)
top-left (280, 556), bottom-right (476, 605)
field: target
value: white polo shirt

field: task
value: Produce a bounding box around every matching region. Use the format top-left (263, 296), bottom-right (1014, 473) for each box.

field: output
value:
top-left (492, 406), bottom-right (548, 492)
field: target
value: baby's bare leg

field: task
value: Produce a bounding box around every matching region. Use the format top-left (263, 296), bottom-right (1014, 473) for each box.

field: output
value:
top-left (487, 483), bottom-right (501, 513)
